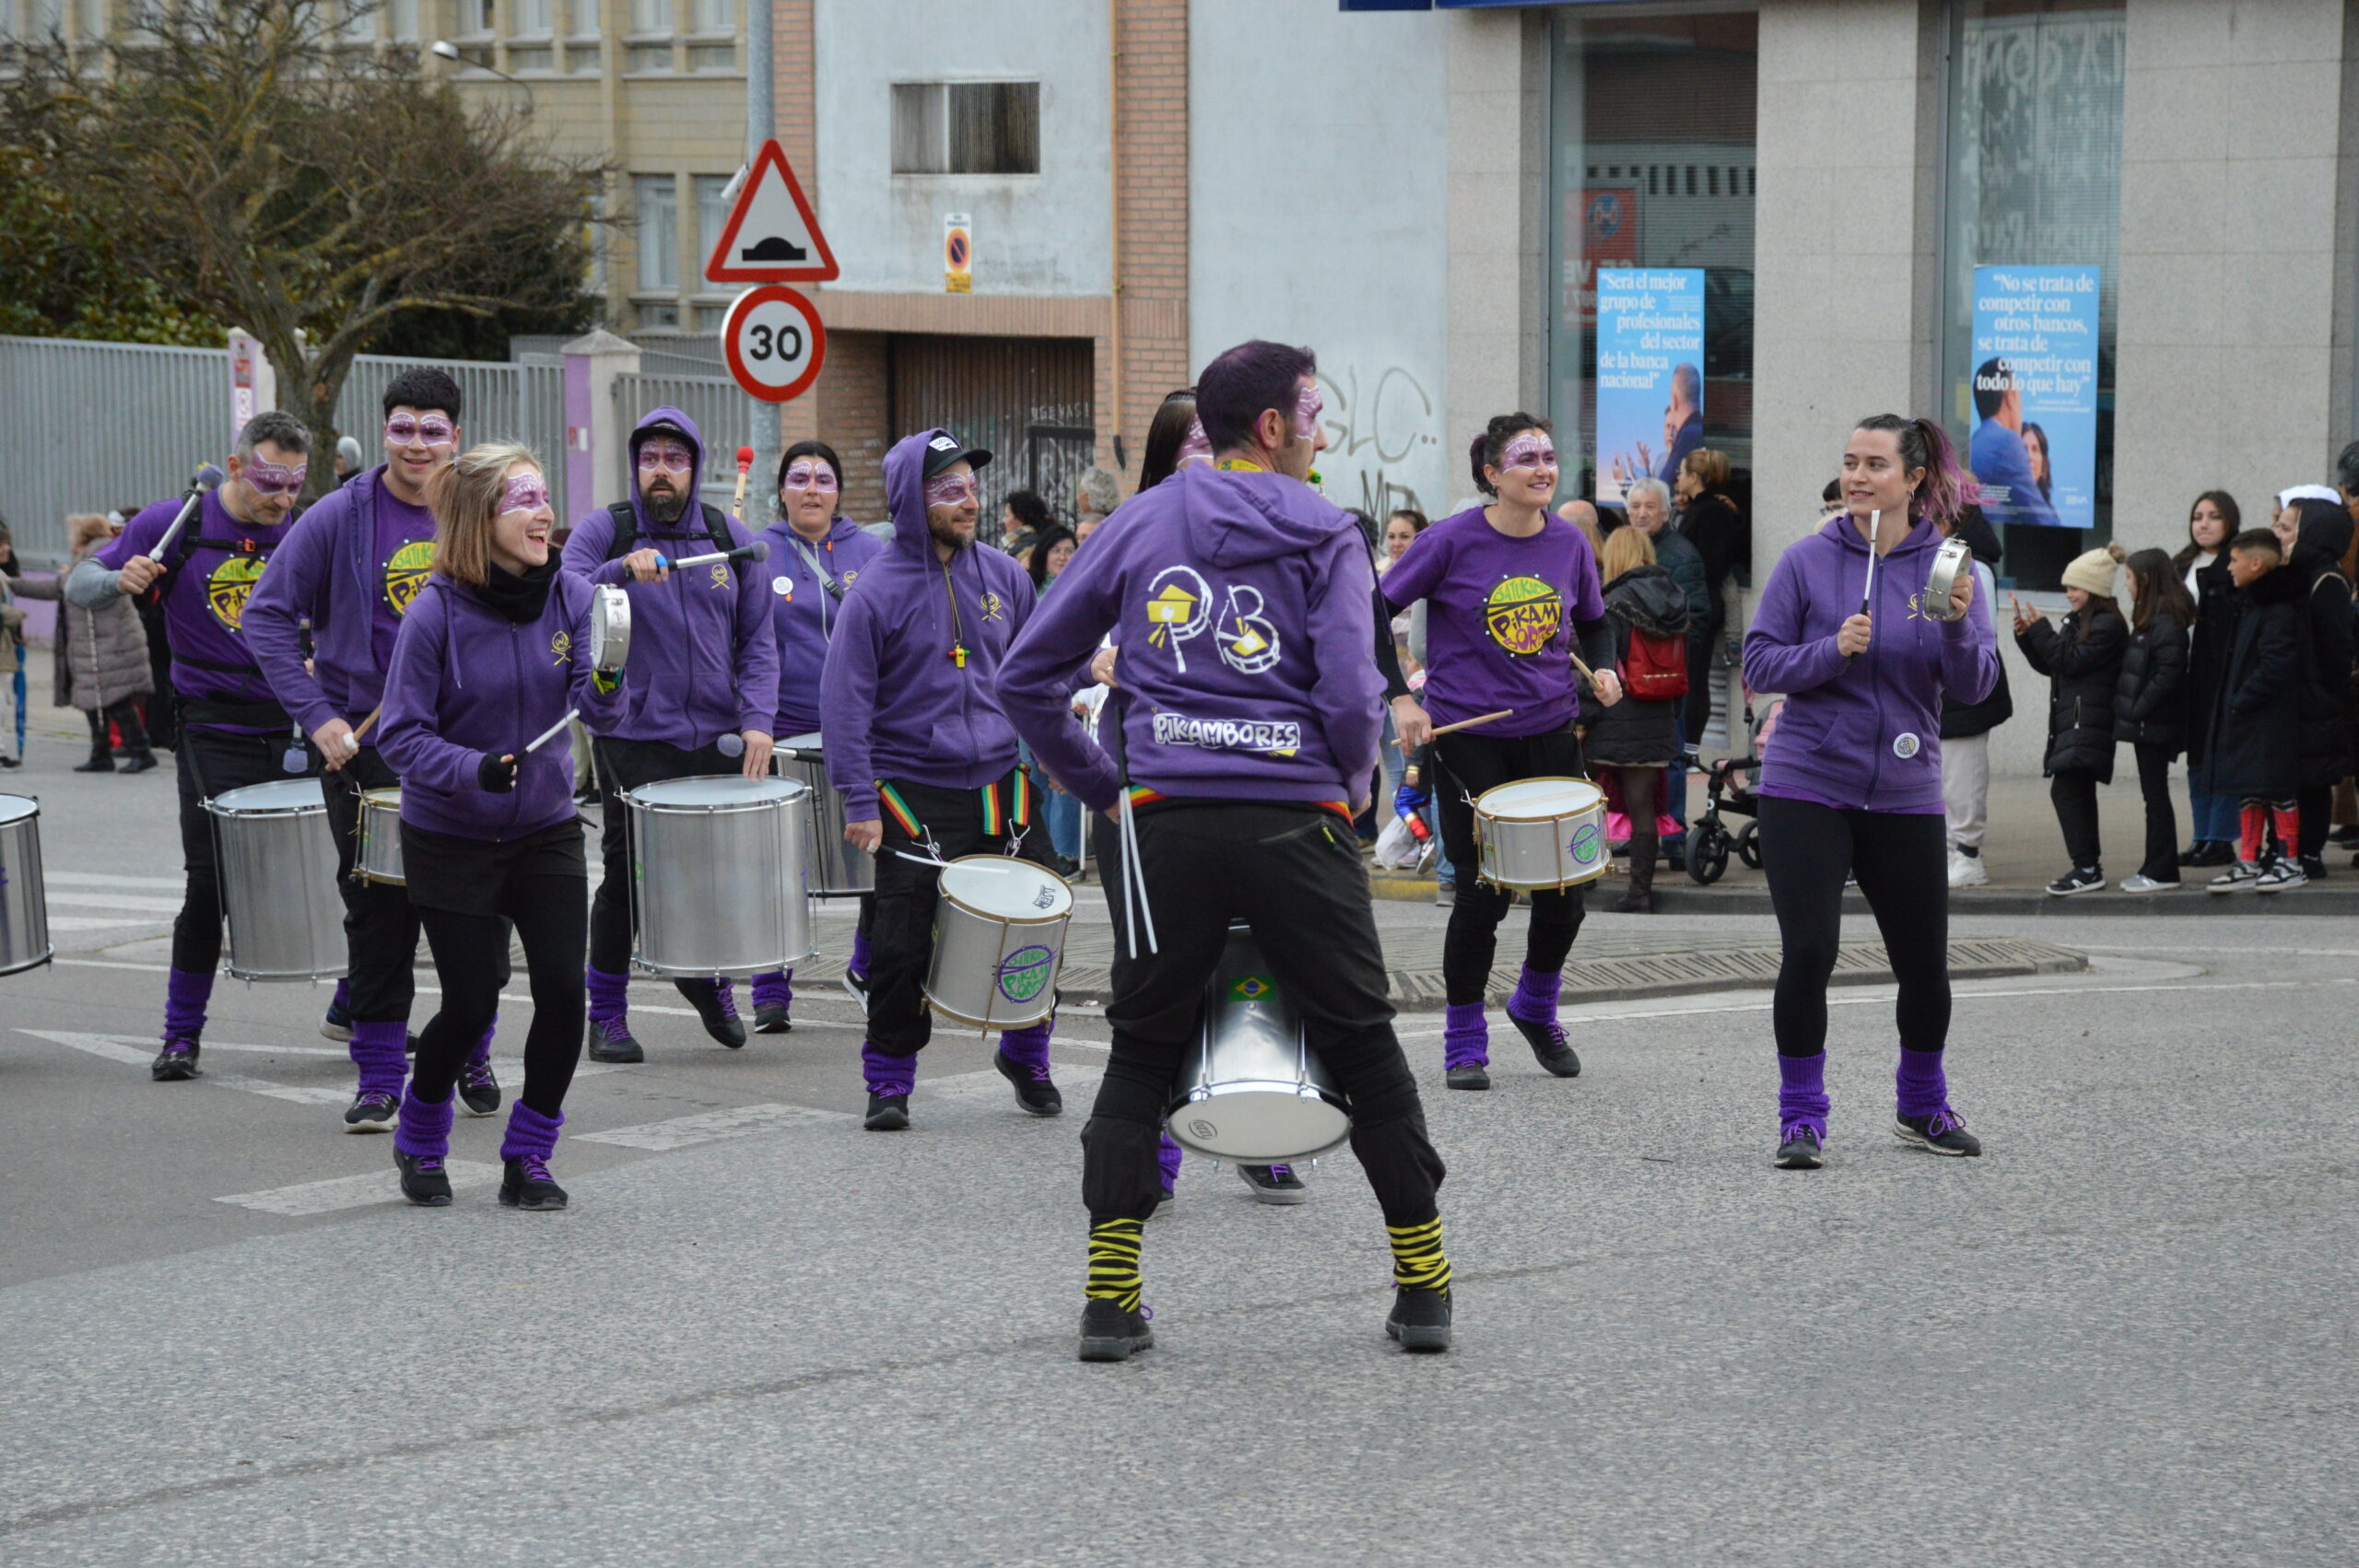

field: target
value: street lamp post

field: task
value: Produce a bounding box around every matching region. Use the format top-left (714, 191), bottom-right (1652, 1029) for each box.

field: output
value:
top-left (429, 39), bottom-right (528, 89)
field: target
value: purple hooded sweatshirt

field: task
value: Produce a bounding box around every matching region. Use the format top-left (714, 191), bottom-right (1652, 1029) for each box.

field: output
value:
top-left (92, 488), bottom-right (299, 732)
top-left (1001, 462), bottom-right (1382, 814)
top-left (1743, 511), bottom-right (1999, 813)
top-left (558, 407), bottom-right (779, 750)
top-left (760, 513), bottom-right (886, 738)
top-left (246, 464), bottom-right (438, 740)
top-left (817, 430), bottom-right (1039, 821)
top-left (377, 571), bottom-right (625, 840)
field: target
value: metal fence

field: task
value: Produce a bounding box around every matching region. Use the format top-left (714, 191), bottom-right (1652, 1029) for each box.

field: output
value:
top-left (613, 370), bottom-right (753, 511)
top-left (333, 353), bottom-right (569, 521)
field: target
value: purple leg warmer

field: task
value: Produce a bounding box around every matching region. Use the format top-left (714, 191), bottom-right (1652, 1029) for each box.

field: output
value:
top-left (862, 1040), bottom-right (916, 1097)
top-left (1504, 964), bottom-right (1563, 1026)
top-left (586, 965), bottom-right (628, 1024)
top-left (1156, 1131), bottom-right (1184, 1195)
top-left (1442, 1002), bottom-right (1489, 1069)
top-left (467, 1020), bottom-right (495, 1068)
top-left (393, 1087), bottom-right (454, 1159)
top-left (849, 928), bottom-right (872, 983)
top-left (349, 1021), bottom-right (409, 1098)
top-left (998, 1017), bottom-right (1053, 1075)
top-left (163, 966), bottom-right (212, 1043)
top-left (1778, 1051), bottom-right (1832, 1140)
top-left (499, 1102), bottom-right (564, 1162)
top-left (751, 968), bottom-right (793, 1010)
top-left (1895, 1047), bottom-right (1948, 1120)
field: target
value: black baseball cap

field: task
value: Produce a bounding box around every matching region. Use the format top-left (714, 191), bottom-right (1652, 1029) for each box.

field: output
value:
top-left (920, 430), bottom-right (993, 478)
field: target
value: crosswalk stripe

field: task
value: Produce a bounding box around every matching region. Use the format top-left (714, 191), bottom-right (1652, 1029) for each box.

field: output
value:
top-left (576, 1101), bottom-right (853, 1152)
top-left (44, 893), bottom-right (182, 912)
top-left (216, 1162), bottom-right (506, 1217)
top-left (47, 872), bottom-right (182, 890)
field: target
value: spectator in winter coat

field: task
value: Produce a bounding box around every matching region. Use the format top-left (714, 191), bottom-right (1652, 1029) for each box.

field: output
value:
top-left (2013, 543), bottom-right (2129, 895)
top-left (1625, 475), bottom-right (1708, 863)
top-left (2284, 497), bottom-right (2354, 879)
top-left (2111, 549), bottom-right (2193, 891)
top-left (1673, 447), bottom-right (1744, 751)
top-left (2201, 532), bottom-right (2306, 891)
top-left (1938, 501), bottom-right (2011, 887)
top-left (2175, 491), bottom-right (2242, 862)
top-left (11, 513), bottom-right (157, 773)
top-left (1586, 525), bottom-right (1688, 914)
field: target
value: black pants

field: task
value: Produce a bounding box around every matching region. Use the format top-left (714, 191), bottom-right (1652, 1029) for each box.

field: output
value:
top-left (2133, 743), bottom-right (2180, 881)
top-left (172, 726), bottom-right (316, 976)
top-left (868, 771), bottom-right (1054, 1055)
top-left (412, 870), bottom-right (586, 1121)
top-left (1085, 801), bottom-right (1444, 1227)
top-left (1757, 796), bottom-right (1949, 1059)
top-left (2049, 767), bottom-right (2102, 870)
top-left (1682, 612), bottom-right (1722, 747)
top-left (1433, 726), bottom-right (1587, 1006)
top-left (87, 700), bottom-right (149, 755)
top-left (321, 747), bottom-right (420, 1024)
top-left (2297, 784), bottom-right (2333, 860)
top-left (590, 734), bottom-right (736, 981)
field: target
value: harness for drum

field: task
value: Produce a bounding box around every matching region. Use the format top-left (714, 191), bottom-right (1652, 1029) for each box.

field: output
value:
top-left (874, 773), bottom-right (1036, 862)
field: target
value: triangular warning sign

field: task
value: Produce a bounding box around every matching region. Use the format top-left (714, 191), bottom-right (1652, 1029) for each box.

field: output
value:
top-left (705, 139), bottom-right (839, 285)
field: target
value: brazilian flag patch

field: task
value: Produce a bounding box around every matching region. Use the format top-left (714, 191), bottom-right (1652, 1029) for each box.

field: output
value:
top-left (1229, 974), bottom-right (1275, 1001)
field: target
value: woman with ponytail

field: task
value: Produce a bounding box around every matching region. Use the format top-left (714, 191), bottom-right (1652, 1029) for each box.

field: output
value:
top-left (1742, 415), bottom-right (1998, 1169)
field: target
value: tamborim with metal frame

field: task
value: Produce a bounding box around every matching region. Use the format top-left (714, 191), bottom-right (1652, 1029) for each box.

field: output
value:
top-left (206, 778), bottom-right (348, 981)
top-left (624, 775), bottom-right (815, 978)
top-left (355, 787), bottom-right (405, 885)
top-left (1473, 777), bottom-right (1611, 890)
top-left (1167, 925), bottom-right (1350, 1163)
top-left (589, 584), bottom-right (631, 672)
top-left (923, 855), bottom-right (1071, 1031)
top-left (1921, 534), bottom-right (1973, 622)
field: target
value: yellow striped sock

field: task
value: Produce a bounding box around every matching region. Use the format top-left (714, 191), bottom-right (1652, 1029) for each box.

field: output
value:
top-left (1387, 1216), bottom-right (1452, 1293)
top-left (1086, 1218), bottom-right (1144, 1312)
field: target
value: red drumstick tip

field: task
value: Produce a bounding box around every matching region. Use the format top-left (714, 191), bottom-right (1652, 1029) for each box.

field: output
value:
top-left (735, 446), bottom-right (754, 473)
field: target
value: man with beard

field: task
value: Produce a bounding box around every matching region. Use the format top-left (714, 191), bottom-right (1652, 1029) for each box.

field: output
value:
top-left (818, 429), bottom-right (1065, 1130)
top-left (248, 368), bottom-right (505, 1130)
top-left (560, 408), bottom-right (779, 1061)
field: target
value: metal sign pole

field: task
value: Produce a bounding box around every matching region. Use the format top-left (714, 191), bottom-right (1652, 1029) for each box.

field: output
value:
top-left (744, 0), bottom-right (780, 526)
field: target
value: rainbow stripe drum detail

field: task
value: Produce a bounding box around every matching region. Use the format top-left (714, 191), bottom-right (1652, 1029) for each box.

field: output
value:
top-left (923, 855), bottom-right (1071, 1031)
top-left (1473, 777), bottom-right (1611, 891)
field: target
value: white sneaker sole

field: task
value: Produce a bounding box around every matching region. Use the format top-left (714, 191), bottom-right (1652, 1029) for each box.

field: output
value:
top-left (1892, 1119), bottom-right (1978, 1156)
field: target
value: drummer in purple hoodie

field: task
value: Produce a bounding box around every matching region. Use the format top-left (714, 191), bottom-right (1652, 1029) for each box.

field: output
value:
top-left (819, 428), bottom-right (1064, 1129)
top-left (560, 407), bottom-right (779, 1062)
top-left (1743, 414), bottom-right (1998, 1170)
top-left (379, 443), bottom-right (625, 1210)
top-left (1003, 340), bottom-right (1454, 1361)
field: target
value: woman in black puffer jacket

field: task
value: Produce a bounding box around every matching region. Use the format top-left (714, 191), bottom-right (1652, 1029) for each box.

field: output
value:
top-left (2013, 542), bottom-right (2130, 894)
top-left (1586, 526), bottom-right (1688, 914)
top-left (2112, 548), bottom-right (2193, 890)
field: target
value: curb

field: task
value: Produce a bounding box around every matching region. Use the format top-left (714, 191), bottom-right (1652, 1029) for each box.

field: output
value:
top-left (1368, 875), bottom-right (2359, 917)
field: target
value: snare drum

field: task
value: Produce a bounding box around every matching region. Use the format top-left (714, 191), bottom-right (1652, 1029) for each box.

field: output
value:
top-left (207, 778), bottom-right (348, 981)
top-left (773, 732), bottom-right (874, 896)
top-left (355, 787), bottom-right (404, 885)
top-left (923, 856), bottom-right (1071, 1031)
top-left (1168, 926), bottom-right (1350, 1163)
top-left (1474, 777), bottom-right (1611, 890)
top-left (625, 775), bottom-right (814, 977)
top-left (0, 794), bottom-right (53, 977)
top-left (589, 584), bottom-right (631, 672)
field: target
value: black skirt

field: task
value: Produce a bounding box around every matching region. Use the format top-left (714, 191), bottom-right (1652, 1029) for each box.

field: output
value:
top-left (400, 815), bottom-right (587, 918)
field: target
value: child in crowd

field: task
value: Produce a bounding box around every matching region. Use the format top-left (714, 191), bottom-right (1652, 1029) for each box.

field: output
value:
top-left (2014, 543), bottom-right (2128, 895)
top-left (2201, 530), bottom-right (2306, 893)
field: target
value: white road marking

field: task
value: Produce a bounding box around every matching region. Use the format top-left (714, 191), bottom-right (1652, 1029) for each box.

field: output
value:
top-left (48, 917), bottom-right (170, 931)
top-left (216, 1162), bottom-right (505, 1217)
top-left (16, 1031), bottom-right (352, 1104)
top-left (47, 871), bottom-right (182, 890)
top-left (45, 892), bottom-right (182, 913)
top-left (577, 1102), bottom-right (852, 1152)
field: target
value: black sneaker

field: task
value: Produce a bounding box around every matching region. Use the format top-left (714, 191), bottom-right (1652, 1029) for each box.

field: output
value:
top-left (405, 1032), bottom-right (419, 1058)
top-left (1238, 1164), bottom-right (1308, 1205)
top-left (842, 970), bottom-right (871, 1015)
top-left (2256, 858), bottom-right (2308, 895)
top-left (993, 1050), bottom-right (1063, 1117)
top-left (458, 1058), bottom-right (501, 1117)
top-left (2298, 854), bottom-right (2328, 883)
top-left (499, 1154), bottom-right (568, 1211)
top-left (2181, 840), bottom-right (2235, 868)
top-left (150, 1037), bottom-right (200, 1082)
top-left (1077, 1298), bottom-right (1154, 1362)
top-left (1385, 1286), bottom-right (1452, 1352)
top-left (1445, 1062), bottom-right (1491, 1091)
top-left (754, 1003), bottom-right (792, 1035)
top-left (682, 981), bottom-right (746, 1049)
top-left (2328, 825), bottom-right (2359, 849)
top-left (395, 1149), bottom-right (452, 1207)
top-left (343, 1090), bottom-right (398, 1133)
top-left (1894, 1106), bottom-right (1982, 1157)
top-left (863, 1092), bottom-right (910, 1131)
top-left (1774, 1123), bottom-right (1825, 1169)
top-left (320, 998), bottom-right (353, 1042)
top-left (585, 1017), bottom-right (644, 1064)
top-left (2045, 866), bottom-right (2105, 896)
top-left (1506, 1009), bottom-right (1581, 1077)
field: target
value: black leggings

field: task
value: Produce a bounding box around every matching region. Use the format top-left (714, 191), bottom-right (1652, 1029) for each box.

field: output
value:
top-left (413, 878), bottom-right (586, 1118)
top-left (1757, 795), bottom-right (1950, 1059)
top-left (1433, 726), bottom-right (1587, 1005)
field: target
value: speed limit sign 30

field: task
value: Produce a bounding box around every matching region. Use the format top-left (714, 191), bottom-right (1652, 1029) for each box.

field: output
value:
top-left (722, 286), bottom-right (826, 404)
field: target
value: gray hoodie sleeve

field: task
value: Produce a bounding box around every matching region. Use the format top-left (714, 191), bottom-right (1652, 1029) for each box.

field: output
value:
top-left (65, 556), bottom-right (123, 611)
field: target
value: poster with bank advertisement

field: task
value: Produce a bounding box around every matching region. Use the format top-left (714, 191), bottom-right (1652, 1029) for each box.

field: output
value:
top-left (1594, 267), bottom-right (1704, 506)
top-left (1968, 264), bottom-right (2099, 530)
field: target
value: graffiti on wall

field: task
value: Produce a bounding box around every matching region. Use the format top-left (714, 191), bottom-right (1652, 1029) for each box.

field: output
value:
top-left (1314, 362), bottom-right (1442, 521)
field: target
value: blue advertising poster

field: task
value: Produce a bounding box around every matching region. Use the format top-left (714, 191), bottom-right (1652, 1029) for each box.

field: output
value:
top-left (1595, 267), bottom-right (1704, 505)
top-left (1969, 264), bottom-right (2099, 530)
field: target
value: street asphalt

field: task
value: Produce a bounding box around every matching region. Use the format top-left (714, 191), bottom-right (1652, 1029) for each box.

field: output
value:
top-left (0, 739), bottom-right (2352, 1565)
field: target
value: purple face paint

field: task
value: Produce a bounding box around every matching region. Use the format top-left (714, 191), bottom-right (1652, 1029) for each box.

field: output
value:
top-left (923, 471), bottom-right (977, 509)
top-left (1501, 436), bottom-right (1557, 473)
top-left (638, 440), bottom-right (694, 474)
top-left (499, 473), bottom-right (551, 515)
top-left (1292, 385), bottom-right (1324, 442)
top-left (783, 462), bottom-right (839, 493)
top-left (242, 459), bottom-right (307, 497)
top-left (1176, 419), bottom-right (1213, 465)
top-left (384, 415), bottom-right (456, 448)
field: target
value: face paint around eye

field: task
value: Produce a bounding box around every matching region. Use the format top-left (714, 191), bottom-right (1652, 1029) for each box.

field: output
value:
top-left (784, 463), bottom-right (839, 493)
top-left (384, 416), bottom-right (456, 447)
top-left (1176, 419), bottom-right (1214, 464)
top-left (924, 473), bottom-right (977, 509)
top-left (243, 461), bottom-right (307, 496)
top-left (1501, 439), bottom-right (1557, 472)
top-left (638, 443), bottom-right (694, 474)
top-left (499, 474), bottom-right (551, 515)
top-left (1292, 386), bottom-right (1324, 442)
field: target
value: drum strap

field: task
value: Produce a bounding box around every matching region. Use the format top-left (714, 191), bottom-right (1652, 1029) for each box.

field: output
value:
top-left (876, 776), bottom-right (1034, 859)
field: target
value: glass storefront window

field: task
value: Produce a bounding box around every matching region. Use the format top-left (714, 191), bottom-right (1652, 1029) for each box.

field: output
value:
top-left (1548, 11), bottom-right (1758, 516)
top-left (1940, 0), bottom-right (2125, 590)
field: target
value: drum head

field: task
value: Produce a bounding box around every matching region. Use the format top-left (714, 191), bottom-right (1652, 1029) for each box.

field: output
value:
top-left (0, 794), bottom-right (36, 827)
top-left (942, 856), bottom-right (1072, 919)
top-left (782, 731), bottom-right (824, 754)
top-left (212, 778), bottom-right (326, 814)
top-left (629, 776), bottom-right (802, 810)
top-left (362, 788), bottom-right (401, 809)
top-left (1478, 778), bottom-right (1604, 821)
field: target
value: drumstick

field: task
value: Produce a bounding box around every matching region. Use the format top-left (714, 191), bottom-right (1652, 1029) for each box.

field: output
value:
top-left (1428, 708), bottom-right (1513, 739)
top-left (889, 849), bottom-right (1011, 872)
top-left (524, 708), bottom-right (579, 754)
top-left (1858, 508), bottom-right (1883, 617)
top-left (732, 446), bottom-right (753, 513)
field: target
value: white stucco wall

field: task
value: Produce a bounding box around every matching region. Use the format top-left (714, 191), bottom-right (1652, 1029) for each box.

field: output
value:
top-left (813, 0), bottom-right (1110, 296)
top-left (1189, 0), bottom-right (1455, 522)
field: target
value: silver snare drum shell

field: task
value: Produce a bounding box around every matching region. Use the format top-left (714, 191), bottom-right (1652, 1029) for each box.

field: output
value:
top-left (773, 733), bottom-right (875, 896)
top-left (1922, 534), bottom-right (1973, 622)
top-left (924, 855), bottom-right (1071, 1032)
top-left (1474, 777), bottom-right (1611, 890)
top-left (0, 793), bottom-right (53, 977)
top-left (590, 584), bottom-right (631, 671)
top-left (625, 775), bottom-right (815, 978)
top-left (206, 778), bottom-right (348, 981)
top-left (356, 787), bottom-right (404, 885)
top-left (1168, 927), bottom-right (1350, 1163)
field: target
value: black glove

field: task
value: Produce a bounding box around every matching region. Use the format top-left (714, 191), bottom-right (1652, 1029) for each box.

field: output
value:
top-left (476, 752), bottom-right (519, 793)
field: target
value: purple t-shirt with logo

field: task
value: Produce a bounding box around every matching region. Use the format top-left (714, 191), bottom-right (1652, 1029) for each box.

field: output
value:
top-left (371, 487), bottom-right (439, 674)
top-left (94, 488), bottom-right (297, 731)
top-left (1379, 505), bottom-right (1604, 738)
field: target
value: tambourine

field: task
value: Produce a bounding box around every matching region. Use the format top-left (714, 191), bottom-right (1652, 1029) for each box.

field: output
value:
top-left (1921, 535), bottom-right (1973, 622)
top-left (590, 584), bottom-right (631, 671)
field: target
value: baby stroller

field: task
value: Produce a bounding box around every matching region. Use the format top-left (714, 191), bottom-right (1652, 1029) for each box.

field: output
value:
top-left (1685, 684), bottom-right (1784, 884)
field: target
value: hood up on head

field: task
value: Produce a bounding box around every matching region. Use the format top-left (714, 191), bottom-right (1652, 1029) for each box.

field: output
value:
top-left (2290, 497), bottom-right (2354, 587)
top-left (884, 428), bottom-right (991, 561)
top-left (628, 405), bottom-right (705, 535)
